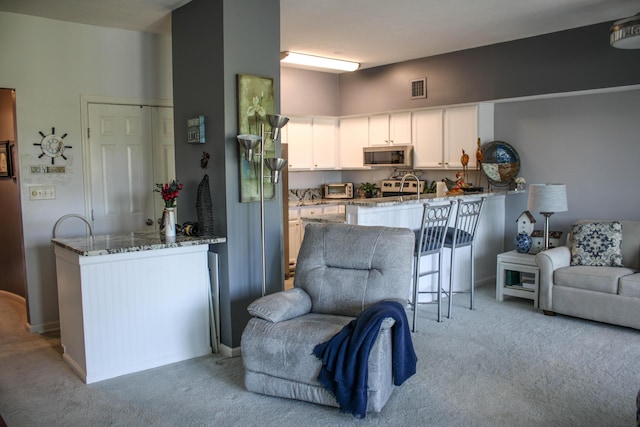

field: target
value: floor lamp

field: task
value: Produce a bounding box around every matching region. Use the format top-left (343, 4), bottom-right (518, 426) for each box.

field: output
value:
top-left (527, 183), bottom-right (568, 250)
top-left (237, 114), bottom-right (289, 297)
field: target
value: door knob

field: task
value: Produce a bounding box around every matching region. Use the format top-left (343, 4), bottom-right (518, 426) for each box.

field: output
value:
top-left (146, 218), bottom-right (153, 226)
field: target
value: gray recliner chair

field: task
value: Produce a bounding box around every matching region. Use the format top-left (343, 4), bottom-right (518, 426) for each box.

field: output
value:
top-left (241, 223), bottom-right (415, 414)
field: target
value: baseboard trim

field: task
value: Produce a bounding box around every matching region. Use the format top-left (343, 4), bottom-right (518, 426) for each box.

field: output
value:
top-left (219, 344), bottom-right (241, 358)
top-left (27, 320), bottom-right (60, 334)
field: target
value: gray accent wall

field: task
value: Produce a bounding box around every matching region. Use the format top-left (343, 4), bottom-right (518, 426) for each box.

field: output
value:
top-left (281, 67), bottom-right (340, 116)
top-left (496, 89), bottom-right (640, 248)
top-left (172, 0), bottom-right (282, 348)
top-left (339, 22), bottom-right (640, 116)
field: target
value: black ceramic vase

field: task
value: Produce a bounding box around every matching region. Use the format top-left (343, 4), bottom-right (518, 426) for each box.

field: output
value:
top-left (196, 174), bottom-right (214, 236)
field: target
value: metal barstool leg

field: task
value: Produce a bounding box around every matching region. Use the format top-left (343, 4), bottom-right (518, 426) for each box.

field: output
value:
top-left (412, 253), bottom-right (420, 332)
top-left (436, 252), bottom-right (443, 323)
top-left (470, 245), bottom-right (475, 310)
top-left (448, 244), bottom-right (456, 319)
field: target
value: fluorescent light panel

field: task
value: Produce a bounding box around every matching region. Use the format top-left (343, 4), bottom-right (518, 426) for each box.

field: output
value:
top-left (280, 51), bottom-right (360, 72)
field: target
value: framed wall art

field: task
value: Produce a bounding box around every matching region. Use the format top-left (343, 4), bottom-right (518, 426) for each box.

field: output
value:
top-left (0, 141), bottom-right (11, 178)
top-left (237, 74), bottom-right (275, 203)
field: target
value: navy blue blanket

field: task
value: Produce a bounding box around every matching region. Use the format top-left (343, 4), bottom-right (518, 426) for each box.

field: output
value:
top-left (312, 301), bottom-right (417, 418)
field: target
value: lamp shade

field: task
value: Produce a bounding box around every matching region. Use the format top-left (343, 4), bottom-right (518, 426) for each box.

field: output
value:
top-left (527, 184), bottom-right (568, 214)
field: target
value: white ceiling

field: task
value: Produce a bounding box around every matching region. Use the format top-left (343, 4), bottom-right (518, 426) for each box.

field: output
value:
top-left (1, 0), bottom-right (638, 70)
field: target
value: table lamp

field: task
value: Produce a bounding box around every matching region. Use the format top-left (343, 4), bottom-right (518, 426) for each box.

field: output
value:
top-left (527, 183), bottom-right (568, 250)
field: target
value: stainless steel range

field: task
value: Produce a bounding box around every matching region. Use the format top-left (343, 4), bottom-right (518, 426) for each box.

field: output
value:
top-left (380, 179), bottom-right (426, 197)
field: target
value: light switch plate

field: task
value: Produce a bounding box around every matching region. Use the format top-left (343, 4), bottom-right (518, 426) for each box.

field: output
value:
top-left (29, 186), bottom-right (56, 200)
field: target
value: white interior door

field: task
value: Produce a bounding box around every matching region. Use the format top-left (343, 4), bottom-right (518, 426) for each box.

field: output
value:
top-left (151, 106), bottom-right (176, 223)
top-left (88, 104), bottom-right (159, 235)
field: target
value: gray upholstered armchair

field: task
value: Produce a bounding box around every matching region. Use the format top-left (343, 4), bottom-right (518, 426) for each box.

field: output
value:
top-left (241, 223), bottom-right (415, 414)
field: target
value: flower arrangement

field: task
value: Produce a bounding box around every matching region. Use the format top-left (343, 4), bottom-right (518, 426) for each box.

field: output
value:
top-left (514, 177), bottom-right (526, 185)
top-left (155, 180), bottom-right (183, 208)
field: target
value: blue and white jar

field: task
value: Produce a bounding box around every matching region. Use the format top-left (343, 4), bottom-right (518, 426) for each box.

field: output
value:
top-left (514, 232), bottom-right (532, 253)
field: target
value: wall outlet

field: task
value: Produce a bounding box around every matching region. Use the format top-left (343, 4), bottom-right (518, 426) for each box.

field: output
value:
top-left (29, 186), bottom-right (56, 200)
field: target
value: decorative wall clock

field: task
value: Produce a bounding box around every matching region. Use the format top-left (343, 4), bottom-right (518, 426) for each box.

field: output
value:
top-left (34, 127), bottom-right (72, 164)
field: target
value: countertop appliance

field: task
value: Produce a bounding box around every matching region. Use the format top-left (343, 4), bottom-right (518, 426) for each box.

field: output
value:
top-left (324, 182), bottom-right (354, 199)
top-left (380, 178), bottom-right (426, 197)
top-left (363, 145), bottom-right (413, 167)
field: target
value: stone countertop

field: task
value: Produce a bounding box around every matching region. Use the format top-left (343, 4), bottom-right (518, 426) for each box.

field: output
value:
top-left (342, 191), bottom-right (513, 207)
top-left (288, 198), bottom-right (347, 207)
top-left (300, 213), bottom-right (346, 224)
top-left (290, 191), bottom-right (518, 208)
top-left (52, 230), bottom-right (226, 256)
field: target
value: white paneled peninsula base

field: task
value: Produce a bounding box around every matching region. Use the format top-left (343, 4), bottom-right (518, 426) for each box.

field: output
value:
top-left (344, 193), bottom-right (506, 300)
top-left (52, 231), bottom-right (226, 384)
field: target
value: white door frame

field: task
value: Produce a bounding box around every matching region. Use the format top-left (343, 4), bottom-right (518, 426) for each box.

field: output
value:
top-left (79, 95), bottom-right (173, 222)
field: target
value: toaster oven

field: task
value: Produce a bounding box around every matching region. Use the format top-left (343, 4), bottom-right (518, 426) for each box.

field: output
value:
top-left (324, 182), bottom-right (354, 199)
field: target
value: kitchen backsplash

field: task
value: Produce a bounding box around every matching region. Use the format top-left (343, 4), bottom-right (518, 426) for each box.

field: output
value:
top-left (288, 187), bottom-right (323, 201)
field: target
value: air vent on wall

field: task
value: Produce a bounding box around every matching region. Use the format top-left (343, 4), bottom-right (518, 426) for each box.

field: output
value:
top-left (411, 78), bottom-right (427, 99)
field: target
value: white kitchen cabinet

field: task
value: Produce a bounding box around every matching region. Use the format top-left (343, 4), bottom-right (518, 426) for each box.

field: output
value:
top-left (288, 218), bottom-right (302, 268)
top-left (413, 103), bottom-right (494, 170)
top-left (444, 105), bottom-right (479, 169)
top-left (368, 112), bottom-right (412, 146)
top-left (413, 109), bottom-right (444, 168)
top-left (339, 116), bottom-right (369, 169)
top-left (321, 204), bottom-right (345, 214)
top-left (285, 117), bottom-right (313, 169)
top-left (311, 117), bottom-right (338, 169)
top-left (285, 117), bottom-right (338, 170)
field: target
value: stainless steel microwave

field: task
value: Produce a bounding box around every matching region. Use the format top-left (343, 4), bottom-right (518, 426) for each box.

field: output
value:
top-left (363, 145), bottom-right (413, 167)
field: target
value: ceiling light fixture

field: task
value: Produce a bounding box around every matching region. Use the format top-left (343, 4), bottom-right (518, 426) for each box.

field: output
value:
top-left (610, 12), bottom-right (640, 49)
top-left (280, 51), bottom-right (360, 72)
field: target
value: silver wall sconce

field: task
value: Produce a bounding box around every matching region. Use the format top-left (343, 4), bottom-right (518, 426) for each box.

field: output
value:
top-left (237, 114), bottom-right (289, 296)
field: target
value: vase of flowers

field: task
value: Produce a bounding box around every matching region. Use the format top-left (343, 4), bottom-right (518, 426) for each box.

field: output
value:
top-left (155, 180), bottom-right (183, 238)
top-left (514, 176), bottom-right (526, 192)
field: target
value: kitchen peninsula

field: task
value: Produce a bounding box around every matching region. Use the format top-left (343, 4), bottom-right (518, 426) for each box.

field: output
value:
top-left (344, 191), bottom-right (506, 295)
top-left (52, 231), bottom-right (226, 384)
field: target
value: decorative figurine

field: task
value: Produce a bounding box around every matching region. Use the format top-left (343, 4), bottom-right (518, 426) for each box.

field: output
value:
top-left (475, 138), bottom-right (484, 186)
top-left (461, 149), bottom-right (469, 183)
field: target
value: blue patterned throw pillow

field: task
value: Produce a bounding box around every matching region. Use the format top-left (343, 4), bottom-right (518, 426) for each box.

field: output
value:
top-left (570, 222), bottom-right (623, 267)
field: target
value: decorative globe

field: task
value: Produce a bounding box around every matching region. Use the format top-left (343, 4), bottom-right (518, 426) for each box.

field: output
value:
top-left (481, 141), bottom-right (520, 188)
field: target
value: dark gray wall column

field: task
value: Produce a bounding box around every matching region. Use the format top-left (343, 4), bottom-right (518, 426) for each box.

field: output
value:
top-left (172, 0), bottom-right (282, 349)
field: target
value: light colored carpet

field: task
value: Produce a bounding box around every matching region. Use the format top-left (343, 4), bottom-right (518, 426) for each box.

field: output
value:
top-left (1, 285), bottom-right (639, 426)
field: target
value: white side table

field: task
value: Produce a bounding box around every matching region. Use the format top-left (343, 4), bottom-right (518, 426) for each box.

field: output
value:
top-left (496, 250), bottom-right (539, 308)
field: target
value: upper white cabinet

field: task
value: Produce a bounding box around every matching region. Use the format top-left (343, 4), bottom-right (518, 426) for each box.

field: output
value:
top-left (444, 105), bottom-right (479, 169)
top-left (413, 103), bottom-right (494, 170)
top-left (368, 112), bottom-right (412, 146)
top-left (311, 118), bottom-right (338, 169)
top-left (339, 116), bottom-right (369, 169)
top-left (284, 117), bottom-right (338, 170)
top-left (412, 109), bottom-right (444, 168)
top-left (284, 103), bottom-right (493, 171)
top-left (284, 117), bottom-right (313, 169)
